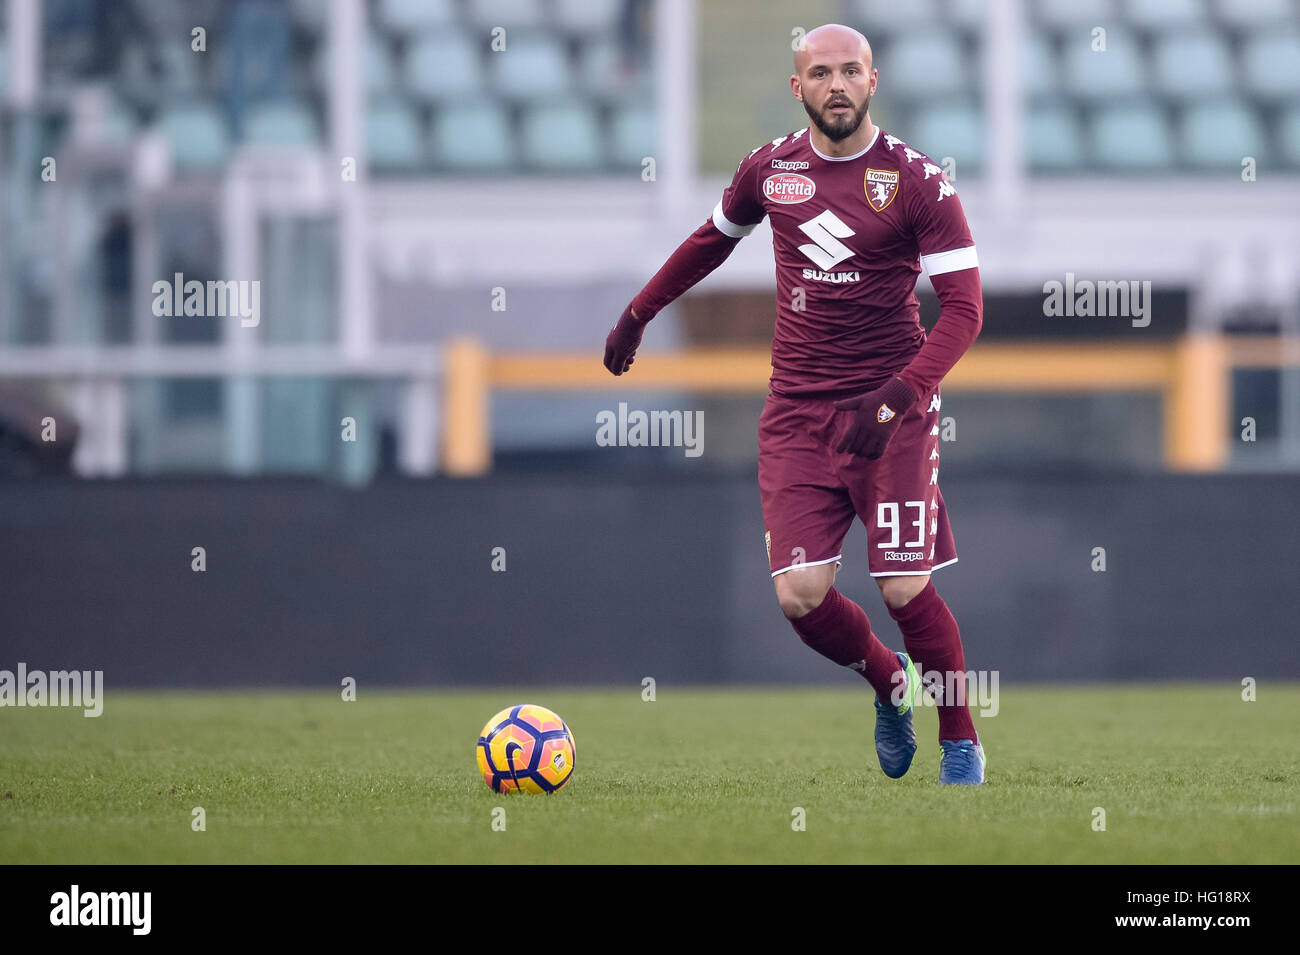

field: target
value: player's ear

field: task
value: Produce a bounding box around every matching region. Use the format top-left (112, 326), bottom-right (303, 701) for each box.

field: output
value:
top-left (790, 74), bottom-right (801, 100)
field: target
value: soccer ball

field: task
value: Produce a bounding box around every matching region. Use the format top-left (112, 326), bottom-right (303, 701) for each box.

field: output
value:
top-left (476, 704), bottom-right (576, 794)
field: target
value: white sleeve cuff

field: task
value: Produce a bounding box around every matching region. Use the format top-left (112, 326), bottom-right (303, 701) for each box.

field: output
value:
top-left (712, 201), bottom-right (759, 238)
top-left (920, 245), bottom-right (979, 276)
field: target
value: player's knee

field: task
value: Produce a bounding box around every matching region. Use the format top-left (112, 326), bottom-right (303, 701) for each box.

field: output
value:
top-left (877, 573), bottom-right (930, 610)
top-left (774, 570), bottom-right (833, 619)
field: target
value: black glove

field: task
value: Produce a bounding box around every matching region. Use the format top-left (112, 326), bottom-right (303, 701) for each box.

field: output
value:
top-left (603, 304), bottom-right (648, 376)
top-left (833, 377), bottom-right (919, 459)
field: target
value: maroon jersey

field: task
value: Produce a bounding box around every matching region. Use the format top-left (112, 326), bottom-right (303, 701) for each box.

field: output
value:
top-left (712, 126), bottom-right (978, 398)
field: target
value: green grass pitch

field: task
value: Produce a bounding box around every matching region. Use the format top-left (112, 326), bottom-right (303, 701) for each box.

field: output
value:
top-left (2, 685), bottom-right (1296, 864)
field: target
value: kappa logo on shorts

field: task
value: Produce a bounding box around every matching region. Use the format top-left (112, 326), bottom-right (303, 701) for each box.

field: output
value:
top-left (764, 530), bottom-right (772, 560)
top-left (876, 402), bottom-right (896, 423)
top-left (864, 168), bottom-right (899, 212)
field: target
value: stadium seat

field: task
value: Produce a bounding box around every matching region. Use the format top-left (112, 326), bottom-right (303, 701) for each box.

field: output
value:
top-left (1124, 0), bottom-right (1208, 30)
top-left (1240, 30), bottom-right (1300, 100)
top-left (158, 104), bottom-right (230, 169)
top-left (1277, 105), bottom-right (1300, 167)
top-left (367, 100), bottom-right (425, 171)
top-left (316, 32), bottom-right (397, 96)
top-left (945, 0), bottom-right (989, 30)
top-left (1060, 28), bottom-right (1144, 100)
top-left (883, 32), bottom-right (968, 98)
top-left (520, 103), bottom-right (603, 170)
top-left (578, 37), bottom-right (652, 102)
top-left (610, 105), bottom-right (656, 168)
top-left (1022, 33), bottom-right (1059, 99)
top-left (289, 0), bottom-right (329, 33)
top-left (244, 101), bottom-right (321, 146)
top-left (1179, 99), bottom-right (1266, 168)
top-left (467, 0), bottom-right (545, 31)
top-left (1151, 31), bottom-right (1235, 99)
top-left (430, 103), bottom-right (514, 170)
top-left (405, 30), bottom-right (483, 100)
top-left (1090, 103), bottom-right (1175, 168)
top-left (377, 0), bottom-right (457, 33)
top-left (1026, 103), bottom-right (1084, 170)
top-left (1214, 0), bottom-right (1293, 27)
top-left (852, 0), bottom-right (941, 33)
top-left (906, 102), bottom-right (984, 170)
top-left (1033, 0), bottom-right (1114, 28)
top-left (492, 34), bottom-right (570, 99)
top-left (554, 0), bottom-right (622, 37)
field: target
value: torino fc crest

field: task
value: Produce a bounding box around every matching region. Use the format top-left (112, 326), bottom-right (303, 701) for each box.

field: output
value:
top-left (864, 168), bottom-right (899, 212)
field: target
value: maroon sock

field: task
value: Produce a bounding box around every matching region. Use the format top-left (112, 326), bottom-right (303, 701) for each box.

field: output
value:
top-left (887, 580), bottom-right (978, 744)
top-left (789, 587), bottom-right (903, 704)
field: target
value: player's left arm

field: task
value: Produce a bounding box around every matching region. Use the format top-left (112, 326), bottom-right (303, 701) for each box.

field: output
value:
top-left (895, 174), bottom-right (983, 401)
top-left (833, 169), bottom-right (982, 459)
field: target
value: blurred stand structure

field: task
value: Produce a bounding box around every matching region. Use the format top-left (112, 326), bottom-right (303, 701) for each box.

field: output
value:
top-left (1, 0), bottom-right (1298, 481)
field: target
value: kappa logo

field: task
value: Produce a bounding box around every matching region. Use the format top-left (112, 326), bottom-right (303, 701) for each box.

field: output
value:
top-left (876, 403), bottom-right (896, 424)
top-left (771, 159), bottom-right (810, 170)
top-left (864, 169), bottom-right (899, 212)
top-left (764, 530), bottom-right (772, 560)
top-left (764, 173), bottom-right (816, 204)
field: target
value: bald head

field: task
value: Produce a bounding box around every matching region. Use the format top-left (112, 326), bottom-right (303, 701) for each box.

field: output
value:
top-left (791, 24), bottom-right (877, 146)
top-left (794, 23), bottom-right (873, 75)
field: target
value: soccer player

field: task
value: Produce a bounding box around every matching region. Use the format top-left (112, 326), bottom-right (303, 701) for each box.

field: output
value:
top-left (604, 24), bottom-right (985, 784)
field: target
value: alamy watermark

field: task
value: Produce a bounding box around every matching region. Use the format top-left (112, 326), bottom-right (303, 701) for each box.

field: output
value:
top-left (1043, 272), bottom-right (1151, 328)
top-left (596, 402), bottom-right (704, 458)
top-left (890, 667), bottom-right (999, 717)
top-left (151, 272), bottom-right (260, 327)
top-left (0, 663), bottom-right (103, 717)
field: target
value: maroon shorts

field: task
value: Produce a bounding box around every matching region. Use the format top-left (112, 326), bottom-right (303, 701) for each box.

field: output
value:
top-left (758, 386), bottom-right (958, 578)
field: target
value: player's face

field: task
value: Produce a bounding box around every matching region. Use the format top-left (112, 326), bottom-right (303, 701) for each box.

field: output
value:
top-left (798, 59), bottom-right (874, 142)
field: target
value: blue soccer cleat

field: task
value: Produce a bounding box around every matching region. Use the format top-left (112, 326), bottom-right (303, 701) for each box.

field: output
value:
top-left (938, 739), bottom-right (986, 785)
top-left (873, 651), bottom-right (920, 778)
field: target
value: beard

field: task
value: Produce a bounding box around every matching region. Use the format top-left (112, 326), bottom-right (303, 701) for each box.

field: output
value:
top-left (802, 93), bottom-right (872, 142)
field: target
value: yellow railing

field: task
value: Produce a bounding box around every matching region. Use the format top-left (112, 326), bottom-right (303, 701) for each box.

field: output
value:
top-left (442, 335), bottom-right (1299, 476)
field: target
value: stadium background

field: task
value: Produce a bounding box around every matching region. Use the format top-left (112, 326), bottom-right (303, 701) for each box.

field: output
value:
top-left (2, 0), bottom-right (1299, 687)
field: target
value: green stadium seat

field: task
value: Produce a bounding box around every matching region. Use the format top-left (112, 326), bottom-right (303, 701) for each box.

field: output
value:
top-left (245, 101), bottom-right (321, 146)
top-left (159, 104), bottom-right (230, 169)
top-left (884, 33), bottom-right (968, 97)
top-left (1061, 27), bottom-right (1144, 100)
top-left (946, 0), bottom-right (989, 30)
top-left (468, 0), bottom-right (545, 31)
top-left (406, 30), bottom-right (482, 100)
top-left (1152, 31), bottom-right (1235, 98)
top-left (554, 0), bottom-right (622, 36)
top-left (493, 34), bottom-right (570, 99)
top-left (610, 106), bottom-right (656, 168)
top-left (430, 103), bottom-right (513, 170)
top-left (377, 0), bottom-right (457, 32)
top-left (1027, 103), bottom-right (1084, 170)
top-left (1090, 103), bottom-right (1174, 168)
top-left (521, 103), bottom-right (603, 170)
top-left (1179, 99), bottom-right (1266, 167)
top-left (316, 32), bottom-right (396, 96)
top-left (1124, 0), bottom-right (1208, 29)
top-left (1034, 0), bottom-right (1115, 28)
top-left (578, 37), bottom-right (651, 102)
top-left (852, 0), bottom-right (942, 33)
top-left (1214, 0), bottom-right (1293, 27)
top-left (1241, 29), bottom-right (1300, 100)
top-left (907, 102), bottom-right (984, 170)
top-left (1277, 105), bottom-right (1300, 167)
top-left (367, 101), bottom-right (425, 171)
top-left (1022, 33), bottom-right (1059, 99)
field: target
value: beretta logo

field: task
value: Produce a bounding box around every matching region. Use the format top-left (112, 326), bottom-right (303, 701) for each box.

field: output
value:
top-left (763, 173), bottom-right (816, 204)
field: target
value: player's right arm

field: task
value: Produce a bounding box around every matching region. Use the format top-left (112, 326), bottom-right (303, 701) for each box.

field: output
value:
top-left (604, 148), bottom-right (768, 376)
